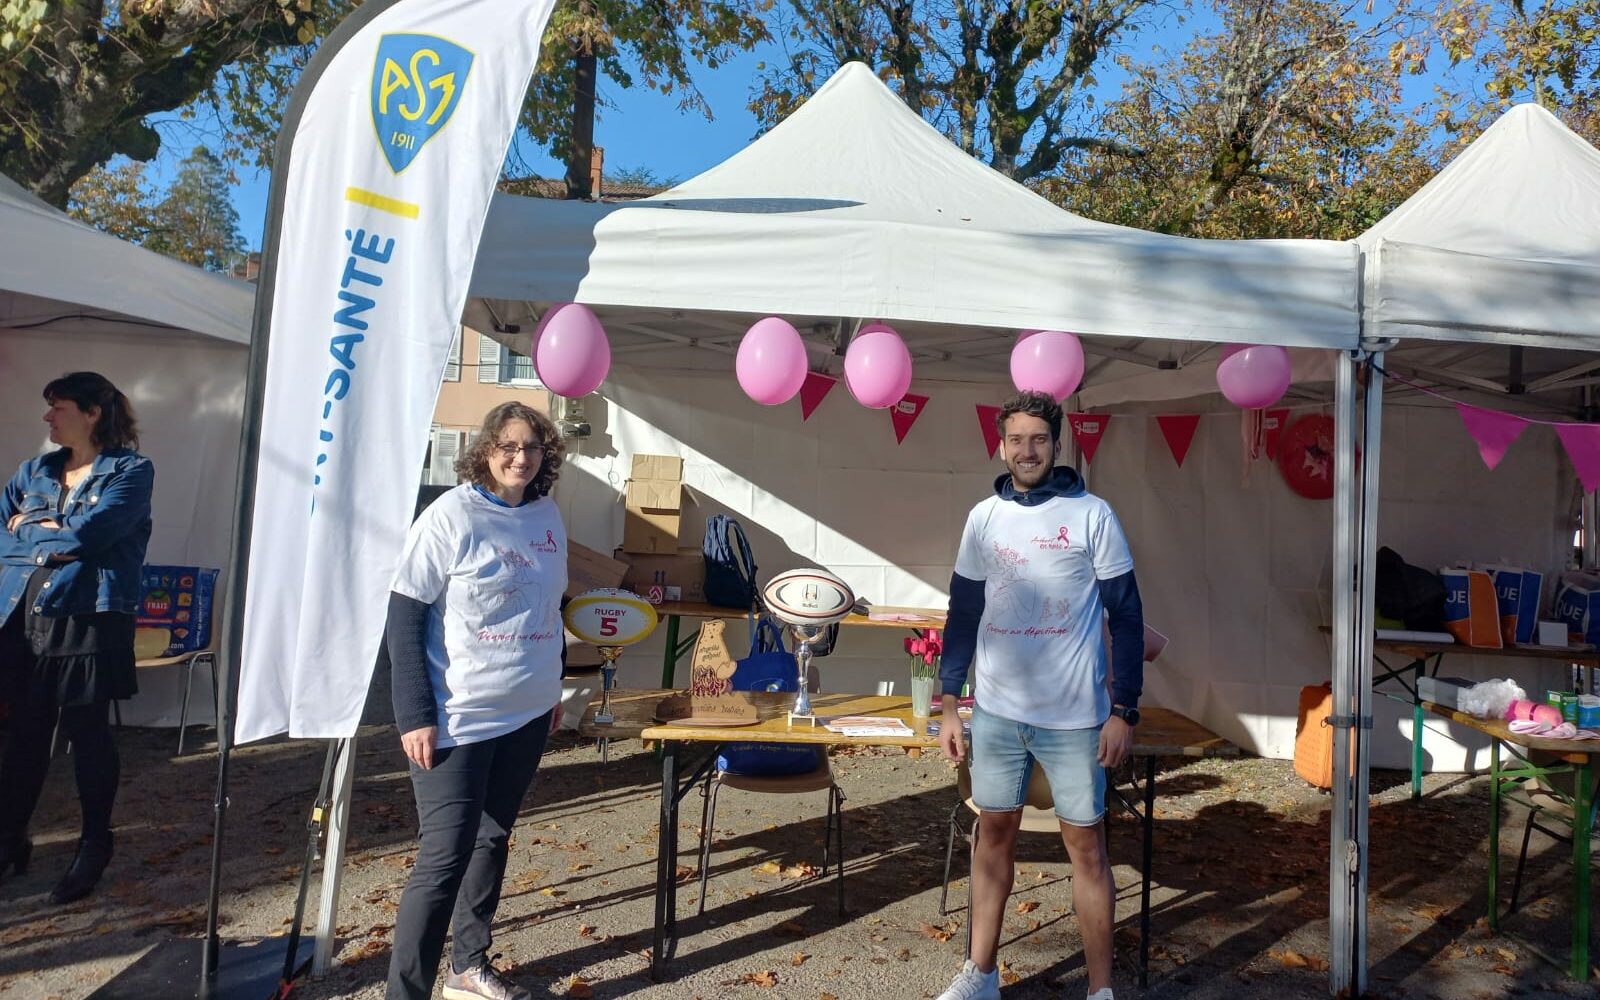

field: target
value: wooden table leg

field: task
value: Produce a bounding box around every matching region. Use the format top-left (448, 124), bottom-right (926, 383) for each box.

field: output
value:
top-left (1571, 759), bottom-right (1592, 981)
top-left (1488, 741), bottom-right (1501, 932)
top-left (660, 615), bottom-right (681, 689)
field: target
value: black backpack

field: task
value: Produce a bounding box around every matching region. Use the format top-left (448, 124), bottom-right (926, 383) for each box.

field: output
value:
top-left (1375, 546), bottom-right (1447, 631)
top-left (703, 514), bottom-right (758, 610)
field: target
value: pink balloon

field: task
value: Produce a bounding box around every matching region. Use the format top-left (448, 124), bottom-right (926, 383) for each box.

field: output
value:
top-left (844, 322), bottom-right (913, 409)
top-left (1010, 330), bottom-right (1084, 401)
top-left (1216, 344), bottom-right (1292, 409)
top-left (534, 303), bottom-right (611, 397)
top-left (736, 317), bottom-right (809, 405)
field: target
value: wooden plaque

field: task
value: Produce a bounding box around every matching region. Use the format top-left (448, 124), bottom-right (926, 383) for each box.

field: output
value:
top-left (654, 619), bottom-right (759, 725)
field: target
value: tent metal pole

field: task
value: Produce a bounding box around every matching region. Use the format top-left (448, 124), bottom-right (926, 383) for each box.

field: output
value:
top-left (314, 736), bottom-right (359, 973)
top-left (1329, 353), bottom-right (1358, 996)
top-left (1352, 354), bottom-right (1386, 996)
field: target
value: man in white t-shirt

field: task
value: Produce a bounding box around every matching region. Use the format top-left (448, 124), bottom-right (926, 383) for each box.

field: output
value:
top-left (935, 391), bottom-right (1144, 1000)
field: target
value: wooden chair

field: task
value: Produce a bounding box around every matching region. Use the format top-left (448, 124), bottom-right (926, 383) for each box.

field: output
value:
top-left (940, 760), bottom-right (1062, 915)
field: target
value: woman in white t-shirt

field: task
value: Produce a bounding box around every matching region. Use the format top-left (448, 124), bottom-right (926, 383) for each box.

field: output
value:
top-left (384, 402), bottom-right (567, 1000)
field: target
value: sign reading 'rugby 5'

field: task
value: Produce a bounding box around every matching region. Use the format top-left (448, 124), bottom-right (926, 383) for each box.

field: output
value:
top-left (762, 568), bottom-right (855, 627)
top-left (563, 589), bottom-right (659, 646)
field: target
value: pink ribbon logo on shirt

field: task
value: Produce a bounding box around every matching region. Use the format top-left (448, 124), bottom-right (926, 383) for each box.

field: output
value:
top-left (1057, 526), bottom-right (1070, 544)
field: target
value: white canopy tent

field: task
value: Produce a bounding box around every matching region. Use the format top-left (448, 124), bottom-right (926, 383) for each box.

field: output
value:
top-left (0, 172), bottom-right (255, 726)
top-left (466, 61), bottom-right (1366, 720)
top-left (470, 61), bottom-right (1360, 363)
top-left (1360, 103), bottom-right (1600, 352)
top-left (1325, 103), bottom-right (1600, 994)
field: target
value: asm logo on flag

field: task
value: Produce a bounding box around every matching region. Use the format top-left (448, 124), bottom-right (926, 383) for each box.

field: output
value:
top-left (371, 33), bottom-right (474, 173)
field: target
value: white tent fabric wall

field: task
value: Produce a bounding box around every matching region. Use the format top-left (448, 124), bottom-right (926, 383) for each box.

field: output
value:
top-left (1089, 397), bottom-right (1569, 769)
top-left (0, 172), bottom-right (253, 728)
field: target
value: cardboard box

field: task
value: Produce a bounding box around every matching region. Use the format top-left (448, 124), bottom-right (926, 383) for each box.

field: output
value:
top-left (618, 548), bottom-right (705, 604)
top-left (566, 539), bottom-right (628, 599)
top-left (623, 453), bottom-right (684, 554)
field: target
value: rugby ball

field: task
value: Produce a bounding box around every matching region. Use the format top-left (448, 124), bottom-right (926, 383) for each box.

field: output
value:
top-left (563, 589), bottom-right (659, 646)
top-left (762, 568), bottom-right (855, 627)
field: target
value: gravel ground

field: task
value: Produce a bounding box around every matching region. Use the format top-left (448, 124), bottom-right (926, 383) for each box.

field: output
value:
top-left (0, 719), bottom-right (1595, 1000)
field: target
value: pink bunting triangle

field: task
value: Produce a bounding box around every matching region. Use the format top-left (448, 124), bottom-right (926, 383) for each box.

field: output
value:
top-left (1068, 413), bottom-right (1111, 465)
top-left (890, 392), bottom-right (929, 444)
top-left (1555, 422), bottom-right (1600, 494)
top-left (798, 372), bottom-right (836, 421)
top-left (1156, 414), bottom-right (1202, 468)
top-left (976, 405), bottom-right (1002, 458)
top-left (1456, 402), bottom-right (1530, 471)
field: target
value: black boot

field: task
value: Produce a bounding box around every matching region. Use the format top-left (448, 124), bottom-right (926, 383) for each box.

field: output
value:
top-left (49, 833), bottom-right (112, 904)
top-left (0, 835), bottom-right (31, 878)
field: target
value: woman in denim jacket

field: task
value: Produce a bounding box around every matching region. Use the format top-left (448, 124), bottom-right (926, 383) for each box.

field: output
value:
top-left (0, 372), bottom-right (153, 904)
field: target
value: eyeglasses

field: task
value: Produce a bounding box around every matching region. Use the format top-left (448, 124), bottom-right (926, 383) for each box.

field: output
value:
top-left (494, 443), bottom-right (543, 458)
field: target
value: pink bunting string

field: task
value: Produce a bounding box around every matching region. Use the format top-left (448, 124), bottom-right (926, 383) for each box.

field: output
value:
top-left (1386, 368), bottom-right (1600, 492)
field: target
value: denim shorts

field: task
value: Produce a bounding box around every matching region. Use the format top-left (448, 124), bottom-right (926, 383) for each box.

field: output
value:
top-left (968, 703), bottom-right (1105, 826)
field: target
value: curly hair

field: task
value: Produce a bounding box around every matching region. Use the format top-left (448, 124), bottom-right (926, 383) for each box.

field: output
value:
top-left (455, 402), bottom-right (565, 498)
top-left (995, 390), bottom-right (1062, 444)
top-left (44, 372), bottom-right (140, 450)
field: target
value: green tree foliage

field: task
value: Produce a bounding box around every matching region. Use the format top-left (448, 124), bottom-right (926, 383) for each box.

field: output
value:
top-left (145, 146), bottom-right (246, 272)
top-left (2, 1), bottom-right (768, 207)
top-left (1043, 0), bottom-right (1440, 238)
top-left (750, 0), bottom-right (1154, 181)
top-left (67, 160), bottom-right (158, 244)
top-left (68, 148), bottom-right (245, 272)
top-left (1394, 1), bottom-right (1600, 142)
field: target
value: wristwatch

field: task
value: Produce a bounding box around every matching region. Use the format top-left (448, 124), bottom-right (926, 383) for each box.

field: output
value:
top-left (1110, 704), bottom-right (1140, 726)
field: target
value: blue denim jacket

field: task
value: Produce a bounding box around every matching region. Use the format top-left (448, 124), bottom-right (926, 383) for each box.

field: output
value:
top-left (0, 448), bottom-right (154, 622)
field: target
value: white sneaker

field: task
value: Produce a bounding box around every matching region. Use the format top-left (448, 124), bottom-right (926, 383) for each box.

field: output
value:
top-left (1087, 989), bottom-right (1115, 1000)
top-left (936, 959), bottom-right (1001, 1000)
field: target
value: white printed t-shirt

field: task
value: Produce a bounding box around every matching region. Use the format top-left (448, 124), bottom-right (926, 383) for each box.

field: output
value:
top-left (391, 485), bottom-right (566, 748)
top-left (953, 489), bottom-right (1134, 730)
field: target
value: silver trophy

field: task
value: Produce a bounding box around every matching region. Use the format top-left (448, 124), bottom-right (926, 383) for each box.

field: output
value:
top-left (761, 568), bottom-right (855, 728)
top-left (786, 624), bottom-right (828, 721)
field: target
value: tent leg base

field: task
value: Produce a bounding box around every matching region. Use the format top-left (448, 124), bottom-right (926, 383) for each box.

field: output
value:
top-left (86, 936), bottom-right (313, 1000)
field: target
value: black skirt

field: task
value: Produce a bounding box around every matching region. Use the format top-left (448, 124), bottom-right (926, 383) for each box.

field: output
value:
top-left (0, 568), bottom-right (136, 707)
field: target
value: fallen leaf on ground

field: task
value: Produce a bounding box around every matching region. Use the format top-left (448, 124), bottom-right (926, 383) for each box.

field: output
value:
top-left (1274, 950), bottom-right (1309, 968)
top-left (1016, 900), bottom-right (1040, 914)
top-left (919, 922), bottom-right (953, 942)
top-left (755, 861), bottom-right (782, 875)
top-left (566, 976), bottom-right (594, 998)
top-left (742, 970), bottom-right (778, 987)
top-left (578, 924), bottom-right (596, 938)
top-left (790, 952), bottom-right (808, 966)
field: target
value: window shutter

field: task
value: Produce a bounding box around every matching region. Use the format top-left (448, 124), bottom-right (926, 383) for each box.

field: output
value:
top-left (443, 327), bottom-right (461, 381)
top-left (499, 343), bottom-right (537, 384)
top-left (477, 331), bottom-right (500, 383)
top-left (429, 428), bottom-right (462, 485)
